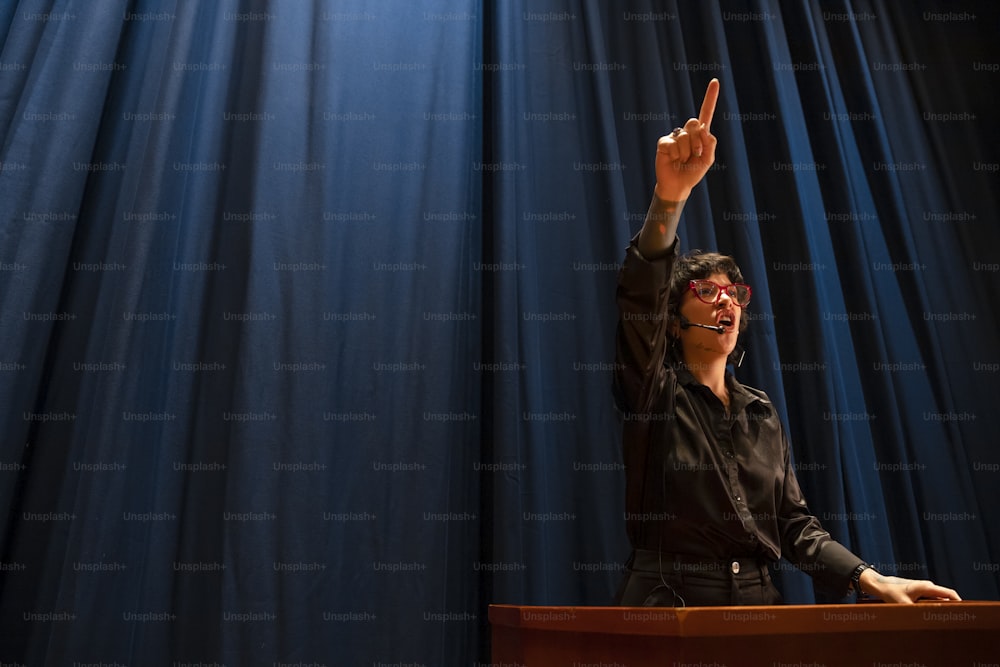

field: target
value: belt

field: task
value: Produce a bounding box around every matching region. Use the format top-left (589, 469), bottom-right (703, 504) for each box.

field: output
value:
top-left (628, 549), bottom-right (770, 578)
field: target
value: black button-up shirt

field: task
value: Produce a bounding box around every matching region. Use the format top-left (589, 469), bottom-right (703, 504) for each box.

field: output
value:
top-left (614, 239), bottom-right (862, 595)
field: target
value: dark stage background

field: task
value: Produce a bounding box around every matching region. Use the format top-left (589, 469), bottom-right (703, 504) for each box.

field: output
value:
top-left (1, 0), bottom-right (998, 664)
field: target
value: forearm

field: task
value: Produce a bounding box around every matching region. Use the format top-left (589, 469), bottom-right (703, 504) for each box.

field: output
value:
top-left (636, 193), bottom-right (685, 260)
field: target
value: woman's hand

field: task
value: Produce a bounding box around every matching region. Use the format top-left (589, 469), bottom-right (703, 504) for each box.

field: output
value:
top-left (859, 568), bottom-right (962, 603)
top-left (654, 78), bottom-right (719, 202)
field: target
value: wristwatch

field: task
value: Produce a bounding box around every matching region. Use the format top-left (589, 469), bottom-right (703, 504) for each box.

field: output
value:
top-left (851, 562), bottom-right (872, 595)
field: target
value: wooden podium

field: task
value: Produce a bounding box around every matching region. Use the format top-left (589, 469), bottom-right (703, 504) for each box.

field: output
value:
top-left (490, 602), bottom-right (1000, 666)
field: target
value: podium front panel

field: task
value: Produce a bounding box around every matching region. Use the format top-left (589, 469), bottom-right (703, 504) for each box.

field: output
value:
top-left (489, 602), bottom-right (1000, 667)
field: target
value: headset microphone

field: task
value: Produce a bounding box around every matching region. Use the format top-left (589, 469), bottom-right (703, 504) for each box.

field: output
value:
top-left (677, 315), bottom-right (744, 367)
top-left (678, 315), bottom-right (726, 334)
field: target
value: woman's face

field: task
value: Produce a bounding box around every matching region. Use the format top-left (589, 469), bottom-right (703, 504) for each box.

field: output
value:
top-left (676, 271), bottom-right (742, 358)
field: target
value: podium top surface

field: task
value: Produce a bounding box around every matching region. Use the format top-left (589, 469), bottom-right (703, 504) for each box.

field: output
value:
top-left (488, 602), bottom-right (1000, 637)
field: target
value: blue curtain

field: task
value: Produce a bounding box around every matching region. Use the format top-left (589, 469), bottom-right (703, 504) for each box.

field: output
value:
top-left (1, 0), bottom-right (996, 664)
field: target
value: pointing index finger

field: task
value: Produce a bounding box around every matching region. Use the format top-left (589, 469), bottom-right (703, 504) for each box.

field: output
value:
top-left (698, 78), bottom-right (720, 131)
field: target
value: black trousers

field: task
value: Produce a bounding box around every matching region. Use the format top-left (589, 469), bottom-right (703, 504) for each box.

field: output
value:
top-left (614, 549), bottom-right (784, 607)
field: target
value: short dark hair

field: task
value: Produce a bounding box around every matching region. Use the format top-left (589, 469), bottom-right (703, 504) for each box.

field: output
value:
top-left (666, 250), bottom-right (750, 336)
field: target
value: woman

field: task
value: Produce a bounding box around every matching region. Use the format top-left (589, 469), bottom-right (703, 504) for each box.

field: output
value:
top-left (613, 79), bottom-right (960, 606)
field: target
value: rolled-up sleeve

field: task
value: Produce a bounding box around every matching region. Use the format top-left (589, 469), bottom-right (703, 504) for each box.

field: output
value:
top-left (613, 237), bottom-right (678, 415)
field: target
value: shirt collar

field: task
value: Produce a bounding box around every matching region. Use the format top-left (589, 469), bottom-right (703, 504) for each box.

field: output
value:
top-left (673, 361), bottom-right (770, 415)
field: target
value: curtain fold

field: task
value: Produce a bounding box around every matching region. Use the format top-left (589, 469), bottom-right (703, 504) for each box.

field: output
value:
top-left (1, 0), bottom-right (996, 664)
top-left (2, 0), bottom-right (484, 664)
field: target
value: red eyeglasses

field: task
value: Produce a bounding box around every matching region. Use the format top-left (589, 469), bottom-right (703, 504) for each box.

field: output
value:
top-left (688, 280), bottom-right (752, 307)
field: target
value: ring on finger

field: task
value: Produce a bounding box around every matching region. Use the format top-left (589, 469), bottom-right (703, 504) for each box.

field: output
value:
top-left (670, 127), bottom-right (683, 137)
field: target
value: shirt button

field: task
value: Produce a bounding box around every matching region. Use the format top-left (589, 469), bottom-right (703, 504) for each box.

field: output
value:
top-left (731, 561), bottom-right (741, 574)
top-left (735, 495), bottom-right (742, 502)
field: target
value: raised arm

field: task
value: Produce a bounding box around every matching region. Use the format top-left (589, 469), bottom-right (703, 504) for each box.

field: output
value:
top-left (637, 78), bottom-right (719, 259)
